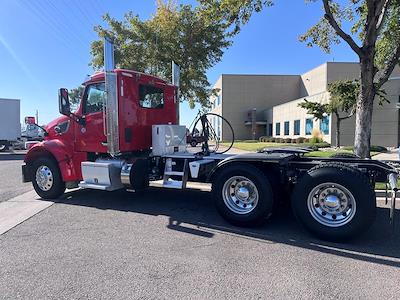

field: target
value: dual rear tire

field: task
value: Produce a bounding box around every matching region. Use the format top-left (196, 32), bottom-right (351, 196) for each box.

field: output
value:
top-left (212, 162), bottom-right (376, 241)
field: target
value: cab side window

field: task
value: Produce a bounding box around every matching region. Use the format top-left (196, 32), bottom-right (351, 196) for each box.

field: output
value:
top-left (139, 85), bottom-right (164, 109)
top-left (84, 83), bottom-right (105, 114)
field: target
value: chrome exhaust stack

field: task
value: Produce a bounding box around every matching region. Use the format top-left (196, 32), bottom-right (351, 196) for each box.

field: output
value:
top-left (388, 172), bottom-right (398, 228)
top-left (104, 37), bottom-right (120, 156)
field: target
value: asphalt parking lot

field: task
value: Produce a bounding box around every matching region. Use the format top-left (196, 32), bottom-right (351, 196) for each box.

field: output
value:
top-left (0, 155), bottom-right (400, 299)
top-left (0, 152), bottom-right (32, 202)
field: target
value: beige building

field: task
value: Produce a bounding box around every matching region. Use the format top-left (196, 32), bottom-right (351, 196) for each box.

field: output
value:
top-left (209, 62), bottom-right (400, 147)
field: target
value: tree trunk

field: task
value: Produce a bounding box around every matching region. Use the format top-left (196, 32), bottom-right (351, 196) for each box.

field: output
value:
top-left (354, 58), bottom-right (376, 158)
top-left (335, 113), bottom-right (341, 148)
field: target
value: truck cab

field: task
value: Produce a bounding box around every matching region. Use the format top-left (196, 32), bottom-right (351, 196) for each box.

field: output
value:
top-left (23, 69), bottom-right (178, 188)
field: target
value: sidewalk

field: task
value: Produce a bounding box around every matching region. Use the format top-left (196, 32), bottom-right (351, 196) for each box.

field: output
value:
top-left (373, 149), bottom-right (399, 161)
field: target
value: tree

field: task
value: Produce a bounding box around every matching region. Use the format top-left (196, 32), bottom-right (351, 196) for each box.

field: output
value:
top-left (300, 0), bottom-right (400, 158)
top-left (299, 79), bottom-right (388, 148)
top-left (90, 0), bottom-right (234, 108)
top-left (68, 86), bottom-right (84, 111)
top-left (299, 80), bottom-right (358, 147)
top-left (201, 1), bottom-right (400, 158)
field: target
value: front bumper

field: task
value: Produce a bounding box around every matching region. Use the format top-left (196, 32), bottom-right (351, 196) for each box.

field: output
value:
top-left (22, 163), bottom-right (32, 183)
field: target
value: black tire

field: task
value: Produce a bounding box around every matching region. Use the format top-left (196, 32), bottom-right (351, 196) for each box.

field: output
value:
top-left (291, 162), bottom-right (376, 241)
top-left (212, 163), bottom-right (274, 227)
top-left (0, 144), bottom-right (8, 152)
top-left (190, 140), bottom-right (197, 147)
top-left (331, 152), bottom-right (359, 159)
top-left (32, 157), bottom-right (66, 199)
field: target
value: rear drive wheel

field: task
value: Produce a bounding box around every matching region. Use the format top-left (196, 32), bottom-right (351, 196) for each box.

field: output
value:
top-left (291, 162), bottom-right (376, 241)
top-left (32, 157), bottom-right (66, 199)
top-left (212, 163), bottom-right (274, 227)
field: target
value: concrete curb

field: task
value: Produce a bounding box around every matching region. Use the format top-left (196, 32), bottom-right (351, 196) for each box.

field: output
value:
top-left (0, 191), bottom-right (54, 235)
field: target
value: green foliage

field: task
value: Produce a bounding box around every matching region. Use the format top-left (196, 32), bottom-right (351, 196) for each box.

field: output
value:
top-left (68, 86), bottom-right (84, 105)
top-left (298, 99), bottom-right (329, 120)
top-left (342, 145), bottom-right (388, 153)
top-left (299, 80), bottom-right (388, 122)
top-left (309, 136), bottom-right (323, 144)
top-left (90, 1), bottom-right (233, 108)
top-left (198, 0), bottom-right (273, 35)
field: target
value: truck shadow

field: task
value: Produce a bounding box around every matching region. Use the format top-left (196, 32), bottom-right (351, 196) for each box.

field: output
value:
top-left (51, 186), bottom-right (400, 268)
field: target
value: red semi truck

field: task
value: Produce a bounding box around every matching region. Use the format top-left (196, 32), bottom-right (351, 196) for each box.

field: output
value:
top-left (22, 38), bottom-right (398, 241)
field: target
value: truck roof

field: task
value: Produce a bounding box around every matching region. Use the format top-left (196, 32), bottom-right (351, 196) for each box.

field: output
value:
top-left (84, 69), bottom-right (175, 87)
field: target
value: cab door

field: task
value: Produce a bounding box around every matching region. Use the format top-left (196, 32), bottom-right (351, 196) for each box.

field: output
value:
top-left (74, 82), bottom-right (107, 153)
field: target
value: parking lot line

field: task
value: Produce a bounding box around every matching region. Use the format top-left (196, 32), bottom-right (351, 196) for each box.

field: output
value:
top-left (0, 190), bottom-right (53, 235)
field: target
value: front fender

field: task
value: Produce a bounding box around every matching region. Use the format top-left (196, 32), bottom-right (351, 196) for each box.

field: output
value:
top-left (24, 140), bottom-right (86, 182)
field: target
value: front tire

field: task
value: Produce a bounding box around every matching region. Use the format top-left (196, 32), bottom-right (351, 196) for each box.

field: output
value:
top-left (212, 163), bottom-right (274, 227)
top-left (32, 157), bottom-right (66, 199)
top-left (291, 162), bottom-right (376, 241)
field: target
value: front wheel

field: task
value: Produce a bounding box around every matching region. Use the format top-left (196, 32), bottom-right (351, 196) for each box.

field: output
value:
top-left (291, 162), bottom-right (376, 241)
top-left (0, 144), bottom-right (8, 152)
top-left (32, 157), bottom-right (66, 199)
top-left (212, 163), bottom-right (274, 227)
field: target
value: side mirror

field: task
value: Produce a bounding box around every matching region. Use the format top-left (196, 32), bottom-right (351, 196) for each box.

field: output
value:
top-left (58, 88), bottom-right (71, 116)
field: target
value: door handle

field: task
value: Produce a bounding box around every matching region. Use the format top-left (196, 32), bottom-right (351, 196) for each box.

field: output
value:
top-left (101, 142), bottom-right (108, 147)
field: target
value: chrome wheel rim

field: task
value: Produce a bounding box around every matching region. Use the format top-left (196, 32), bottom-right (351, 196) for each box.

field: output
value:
top-left (307, 182), bottom-right (356, 227)
top-left (0, 145), bottom-right (5, 151)
top-left (222, 176), bottom-right (259, 214)
top-left (35, 165), bottom-right (54, 191)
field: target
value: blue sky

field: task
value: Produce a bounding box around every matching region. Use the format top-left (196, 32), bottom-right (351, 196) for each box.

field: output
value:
top-left (0, 0), bottom-right (357, 126)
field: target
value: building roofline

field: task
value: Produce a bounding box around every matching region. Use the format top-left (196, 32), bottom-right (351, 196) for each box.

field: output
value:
top-left (221, 74), bottom-right (300, 77)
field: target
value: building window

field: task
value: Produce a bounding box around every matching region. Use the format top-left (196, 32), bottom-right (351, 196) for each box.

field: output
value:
top-left (284, 121), bottom-right (289, 135)
top-left (216, 94), bottom-right (221, 106)
top-left (268, 123), bottom-right (273, 136)
top-left (294, 120), bottom-right (300, 135)
top-left (320, 116), bottom-right (330, 135)
top-left (305, 118), bottom-right (313, 135)
top-left (275, 123), bottom-right (280, 136)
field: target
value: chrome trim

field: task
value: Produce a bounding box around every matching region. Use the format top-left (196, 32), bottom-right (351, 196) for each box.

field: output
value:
top-left (104, 37), bottom-right (120, 155)
top-left (35, 165), bottom-right (54, 191)
top-left (307, 182), bottom-right (357, 227)
top-left (121, 163), bottom-right (132, 186)
top-left (222, 176), bottom-right (259, 214)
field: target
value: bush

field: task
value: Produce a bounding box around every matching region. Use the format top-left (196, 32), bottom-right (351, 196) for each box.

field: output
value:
top-left (342, 145), bottom-right (387, 153)
top-left (259, 136), bottom-right (267, 142)
top-left (314, 142), bottom-right (331, 148)
top-left (284, 138), bottom-right (292, 143)
top-left (304, 138), bottom-right (310, 143)
top-left (296, 137), bottom-right (305, 144)
top-left (309, 136), bottom-right (323, 144)
top-left (270, 137), bottom-right (276, 143)
top-left (291, 138), bottom-right (297, 143)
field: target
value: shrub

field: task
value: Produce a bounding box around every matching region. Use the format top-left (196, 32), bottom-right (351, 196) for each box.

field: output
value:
top-left (291, 138), bottom-right (297, 143)
top-left (270, 137), bottom-right (276, 143)
top-left (284, 138), bottom-right (292, 143)
top-left (309, 136), bottom-right (323, 144)
top-left (304, 138), bottom-right (310, 143)
top-left (315, 142), bottom-right (331, 148)
top-left (296, 137), bottom-right (305, 144)
top-left (342, 145), bottom-right (387, 153)
top-left (259, 136), bottom-right (267, 142)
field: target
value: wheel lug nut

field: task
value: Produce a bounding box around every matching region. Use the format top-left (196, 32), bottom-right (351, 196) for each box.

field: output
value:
top-left (332, 215), bottom-right (337, 220)
top-left (321, 212), bottom-right (326, 216)
top-left (315, 204), bottom-right (320, 208)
